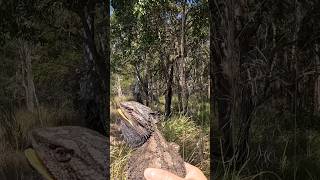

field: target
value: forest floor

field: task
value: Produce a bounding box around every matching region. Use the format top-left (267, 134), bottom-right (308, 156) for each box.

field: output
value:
top-left (110, 95), bottom-right (210, 179)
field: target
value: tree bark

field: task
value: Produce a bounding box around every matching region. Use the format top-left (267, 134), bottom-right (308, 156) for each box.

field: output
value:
top-left (18, 39), bottom-right (39, 113)
top-left (134, 63), bottom-right (150, 105)
top-left (116, 75), bottom-right (123, 97)
top-left (209, 0), bottom-right (235, 163)
top-left (233, 0), bottom-right (255, 166)
top-left (78, 0), bottom-right (109, 135)
top-left (210, 0), bottom-right (255, 168)
top-left (133, 64), bottom-right (143, 104)
top-left (314, 43), bottom-right (320, 112)
top-left (179, 0), bottom-right (188, 114)
top-left (165, 62), bottom-right (174, 118)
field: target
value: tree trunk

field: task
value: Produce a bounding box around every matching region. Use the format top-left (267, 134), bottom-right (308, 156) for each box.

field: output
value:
top-left (134, 63), bottom-right (148, 104)
top-left (179, 0), bottom-right (188, 114)
top-left (116, 75), bottom-right (123, 97)
top-left (210, 0), bottom-right (254, 168)
top-left (133, 80), bottom-right (143, 103)
top-left (315, 43), bottom-right (320, 112)
top-left (79, 1), bottom-right (109, 135)
top-left (165, 63), bottom-right (174, 118)
top-left (175, 60), bottom-right (183, 112)
top-left (232, 0), bottom-right (255, 167)
top-left (18, 40), bottom-right (39, 112)
top-left (209, 0), bottom-right (234, 163)
top-left (144, 63), bottom-right (149, 106)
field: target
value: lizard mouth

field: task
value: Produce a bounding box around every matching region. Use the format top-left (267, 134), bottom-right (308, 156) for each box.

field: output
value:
top-left (117, 108), bottom-right (134, 127)
top-left (24, 148), bottom-right (55, 180)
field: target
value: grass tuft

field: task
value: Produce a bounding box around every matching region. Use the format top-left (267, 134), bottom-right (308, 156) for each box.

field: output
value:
top-left (111, 144), bottom-right (133, 180)
top-left (161, 115), bottom-right (210, 178)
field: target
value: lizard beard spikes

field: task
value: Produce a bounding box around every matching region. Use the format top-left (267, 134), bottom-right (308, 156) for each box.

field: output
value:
top-left (117, 101), bottom-right (159, 148)
top-left (117, 118), bottom-right (153, 148)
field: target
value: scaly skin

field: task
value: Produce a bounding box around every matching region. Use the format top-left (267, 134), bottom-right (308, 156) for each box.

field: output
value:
top-left (117, 101), bottom-right (186, 180)
top-left (28, 126), bottom-right (108, 180)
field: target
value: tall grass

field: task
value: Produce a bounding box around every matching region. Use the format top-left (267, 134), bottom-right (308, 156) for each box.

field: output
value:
top-left (161, 115), bottom-right (210, 178)
top-left (213, 110), bottom-right (320, 180)
top-left (110, 144), bottom-right (133, 180)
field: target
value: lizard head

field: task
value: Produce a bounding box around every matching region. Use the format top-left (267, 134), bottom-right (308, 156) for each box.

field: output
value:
top-left (117, 101), bottom-right (160, 148)
top-left (25, 126), bottom-right (108, 180)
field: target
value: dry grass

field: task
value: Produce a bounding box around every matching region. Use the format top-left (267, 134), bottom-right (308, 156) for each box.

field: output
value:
top-left (0, 105), bottom-right (80, 179)
top-left (111, 144), bottom-right (133, 180)
top-left (111, 115), bottom-right (210, 179)
top-left (161, 115), bottom-right (210, 178)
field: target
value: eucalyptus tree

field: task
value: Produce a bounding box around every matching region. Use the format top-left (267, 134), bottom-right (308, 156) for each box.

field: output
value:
top-left (51, 0), bottom-right (111, 135)
top-left (111, 0), bottom-right (209, 118)
top-left (210, 0), bottom-right (320, 177)
top-left (1, 0), bottom-right (111, 135)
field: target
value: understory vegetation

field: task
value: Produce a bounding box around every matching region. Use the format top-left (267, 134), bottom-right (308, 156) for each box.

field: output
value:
top-left (213, 109), bottom-right (320, 180)
top-left (1, 0), bottom-right (109, 178)
top-left (209, 0), bottom-right (320, 179)
top-left (110, 0), bottom-right (210, 179)
top-left (2, 0), bottom-right (320, 179)
top-left (110, 96), bottom-right (210, 179)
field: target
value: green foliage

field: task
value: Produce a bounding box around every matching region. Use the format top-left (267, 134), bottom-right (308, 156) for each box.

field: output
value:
top-left (111, 1), bottom-right (209, 178)
top-left (161, 115), bottom-right (210, 177)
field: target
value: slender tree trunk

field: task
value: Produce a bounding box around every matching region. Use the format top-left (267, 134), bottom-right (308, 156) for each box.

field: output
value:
top-left (133, 80), bottom-right (143, 104)
top-left (144, 62), bottom-right (149, 106)
top-left (133, 63), bottom-right (143, 103)
top-left (271, 22), bottom-right (278, 107)
top-left (116, 75), bottom-right (123, 97)
top-left (134, 62), bottom-right (150, 105)
top-left (179, 0), bottom-right (188, 114)
top-left (176, 60), bottom-right (183, 112)
top-left (160, 42), bottom-right (175, 118)
top-left (18, 40), bottom-right (39, 112)
top-left (165, 63), bottom-right (174, 118)
top-left (314, 43), bottom-right (320, 112)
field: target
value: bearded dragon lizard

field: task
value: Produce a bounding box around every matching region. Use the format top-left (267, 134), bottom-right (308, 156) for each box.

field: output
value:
top-left (117, 101), bottom-right (186, 180)
top-left (24, 126), bottom-right (108, 180)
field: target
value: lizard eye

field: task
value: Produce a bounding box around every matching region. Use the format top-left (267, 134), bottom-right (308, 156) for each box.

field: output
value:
top-left (149, 112), bottom-right (160, 123)
top-left (149, 112), bottom-right (159, 116)
top-left (53, 147), bottom-right (74, 162)
top-left (125, 106), bottom-right (133, 111)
